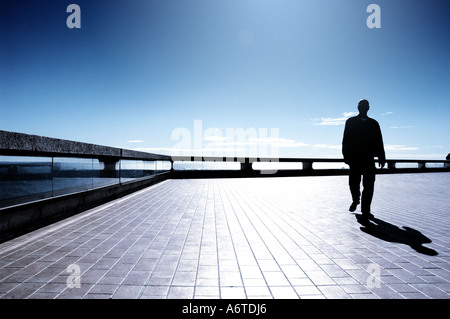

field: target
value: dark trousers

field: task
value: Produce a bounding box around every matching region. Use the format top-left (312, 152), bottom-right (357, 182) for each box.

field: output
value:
top-left (348, 160), bottom-right (376, 214)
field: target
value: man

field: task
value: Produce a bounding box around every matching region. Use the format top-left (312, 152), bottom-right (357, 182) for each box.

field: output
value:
top-left (342, 99), bottom-right (386, 220)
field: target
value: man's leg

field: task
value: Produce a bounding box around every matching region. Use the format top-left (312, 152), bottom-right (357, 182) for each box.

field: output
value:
top-left (348, 165), bottom-right (361, 212)
top-left (361, 163), bottom-right (376, 217)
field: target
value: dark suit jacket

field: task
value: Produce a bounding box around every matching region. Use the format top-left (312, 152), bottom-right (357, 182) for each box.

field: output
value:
top-left (342, 115), bottom-right (386, 165)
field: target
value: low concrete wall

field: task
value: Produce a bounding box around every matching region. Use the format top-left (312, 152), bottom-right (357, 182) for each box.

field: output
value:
top-left (0, 130), bottom-right (171, 161)
top-left (0, 172), bottom-right (170, 243)
top-left (0, 130), bottom-right (121, 159)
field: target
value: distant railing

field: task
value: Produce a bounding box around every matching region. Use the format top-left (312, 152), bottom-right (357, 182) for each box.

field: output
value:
top-left (170, 156), bottom-right (450, 178)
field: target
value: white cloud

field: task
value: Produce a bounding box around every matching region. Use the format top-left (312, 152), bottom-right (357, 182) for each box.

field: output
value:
top-left (390, 126), bottom-right (413, 129)
top-left (312, 112), bottom-right (358, 126)
top-left (381, 111), bottom-right (393, 116)
top-left (247, 137), bottom-right (309, 148)
top-left (342, 112), bottom-right (358, 117)
top-left (385, 144), bottom-right (419, 151)
top-left (128, 139), bottom-right (144, 143)
top-left (311, 144), bottom-right (341, 150)
top-left (203, 136), bottom-right (228, 142)
top-left (383, 153), bottom-right (446, 160)
top-left (135, 138), bottom-right (341, 158)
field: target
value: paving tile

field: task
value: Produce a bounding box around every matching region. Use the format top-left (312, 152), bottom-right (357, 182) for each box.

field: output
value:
top-left (220, 287), bottom-right (246, 299)
top-left (28, 292), bottom-right (60, 299)
top-left (0, 282), bottom-right (20, 293)
top-left (409, 283), bottom-right (449, 298)
top-left (386, 268), bottom-right (427, 284)
top-left (220, 271), bottom-right (243, 287)
top-left (172, 271), bottom-right (196, 286)
top-left (36, 282), bottom-right (67, 294)
top-left (194, 286), bottom-right (220, 298)
top-left (350, 292), bottom-right (379, 299)
top-left (111, 285), bottom-right (143, 299)
top-left (141, 285), bottom-right (169, 298)
top-left (318, 285), bottom-right (351, 299)
top-left (300, 294), bottom-right (326, 299)
top-left (88, 284), bottom-right (118, 295)
top-left (434, 282), bottom-right (450, 293)
top-left (245, 286), bottom-right (272, 298)
top-left (320, 264), bottom-right (350, 278)
top-left (146, 276), bottom-right (172, 286)
top-left (197, 265), bottom-right (219, 279)
top-left (1, 282), bottom-right (43, 299)
top-left (263, 271), bottom-right (290, 287)
top-left (280, 265), bottom-right (307, 279)
top-left (304, 270), bottom-right (336, 286)
top-left (196, 278), bottom-right (219, 287)
top-left (167, 286), bottom-right (194, 299)
top-left (399, 292), bottom-right (429, 299)
top-left (294, 285), bottom-right (322, 296)
top-left (388, 283), bottom-right (420, 293)
top-left (90, 257), bottom-right (119, 270)
top-left (105, 263), bottom-right (134, 277)
top-left (370, 284), bottom-right (405, 299)
top-left (121, 270), bottom-right (151, 286)
top-left (238, 265), bottom-right (264, 279)
top-left (270, 286), bottom-right (299, 299)
top-left (340, 284), bottom-right (371, 294)
top-left (55, 284), bottom-right (91, 299)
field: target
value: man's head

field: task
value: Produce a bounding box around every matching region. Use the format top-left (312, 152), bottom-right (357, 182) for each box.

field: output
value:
top-left (358, 99), bottom-right (370, 115)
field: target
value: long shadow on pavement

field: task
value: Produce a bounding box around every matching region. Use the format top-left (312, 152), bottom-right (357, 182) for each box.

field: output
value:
top-left (355, 214), bottom-right (438, 256)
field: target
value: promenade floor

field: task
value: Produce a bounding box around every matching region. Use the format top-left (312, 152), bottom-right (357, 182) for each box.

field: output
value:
top-left (0, 173), bottom-right (449, 299)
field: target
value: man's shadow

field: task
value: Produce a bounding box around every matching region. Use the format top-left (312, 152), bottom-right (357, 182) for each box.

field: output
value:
top-left (355, 214), bottom-right (438, 256)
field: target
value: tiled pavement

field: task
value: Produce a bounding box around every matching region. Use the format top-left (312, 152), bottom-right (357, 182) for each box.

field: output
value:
top-left (0, 173), bottom-right (449, 299)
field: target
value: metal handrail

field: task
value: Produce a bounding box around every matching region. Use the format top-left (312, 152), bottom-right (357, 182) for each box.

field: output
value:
top-left (171, 156), bottom-right (449, 170)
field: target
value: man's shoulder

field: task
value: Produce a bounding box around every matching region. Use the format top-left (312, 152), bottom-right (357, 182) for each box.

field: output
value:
top-left (367, 117), bottom-right (380, 125)
top-left (345, 116), bottom-right (359, 123)
top-left (345, 116), bottom-right (379, 124)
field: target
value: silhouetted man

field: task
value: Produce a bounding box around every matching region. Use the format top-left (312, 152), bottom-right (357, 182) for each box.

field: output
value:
top-left (342, 99), bottom-right (386, 220)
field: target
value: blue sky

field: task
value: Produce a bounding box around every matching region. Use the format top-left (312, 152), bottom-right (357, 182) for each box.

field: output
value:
top-left (1, 0), bottom-right (449, 160)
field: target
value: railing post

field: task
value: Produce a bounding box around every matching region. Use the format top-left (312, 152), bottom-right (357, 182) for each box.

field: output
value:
top-left (388, 161), bottom-right (396, 170)
top-left (170, 159), bottom-right (175, 173)
top-left (100, 159), bottom-right (119, 178)
top-left (240, 158), bottom-right (253, 174)
top-left (302, 161), bottom-right (313, 171)
top-left (418, 161), bottom-right (426, 170)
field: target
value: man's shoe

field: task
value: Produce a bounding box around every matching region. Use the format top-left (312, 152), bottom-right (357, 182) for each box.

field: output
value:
top-left (349, 201), bottom-right (359, 212)
top-left (357, 214), bottom-right (372, 227)
top-left (362, 211), bottom-right (374, 220)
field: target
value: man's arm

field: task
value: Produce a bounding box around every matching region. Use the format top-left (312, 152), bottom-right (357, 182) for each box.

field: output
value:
top-left (375, 122), bottom-right (386, 168)
top-left (342, 120), bottom-right (350, 164)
